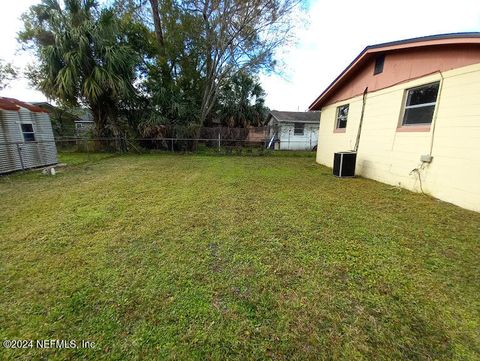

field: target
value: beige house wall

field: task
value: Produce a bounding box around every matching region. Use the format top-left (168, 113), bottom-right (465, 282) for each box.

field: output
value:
top-left (316, 62), bottom-right (480, 212)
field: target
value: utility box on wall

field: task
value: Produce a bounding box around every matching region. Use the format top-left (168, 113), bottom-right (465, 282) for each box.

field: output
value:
top-left (333, 151), bottom-right (357, 177)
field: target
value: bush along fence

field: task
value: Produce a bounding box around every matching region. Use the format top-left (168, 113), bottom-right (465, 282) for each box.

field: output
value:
top-left (54, 137), bottom-right (271, 155)
top-left (52, 125), bottom-right (319, 153)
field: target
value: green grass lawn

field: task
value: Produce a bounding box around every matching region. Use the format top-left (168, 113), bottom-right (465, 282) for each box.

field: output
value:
top-left (1, 153), bottom-right (479, 360)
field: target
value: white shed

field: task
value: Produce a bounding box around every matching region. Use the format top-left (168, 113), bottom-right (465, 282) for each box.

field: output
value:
top-left (267, 110), bottom-right (320, 150)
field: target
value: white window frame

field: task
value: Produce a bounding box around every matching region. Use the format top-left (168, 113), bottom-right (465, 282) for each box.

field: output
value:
top-left (19, 122), bottom-right (36, 142)
top-left (400, 82), bottom-right (440, 127)
top-left (335, 104), bottom-right (349, 130)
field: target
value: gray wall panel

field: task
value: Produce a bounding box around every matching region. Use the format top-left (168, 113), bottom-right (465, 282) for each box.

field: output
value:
top-left (1, 106), bottom-right (58, 174)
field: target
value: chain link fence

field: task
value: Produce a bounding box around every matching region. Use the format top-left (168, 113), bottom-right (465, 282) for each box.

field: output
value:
top-left (1, 126), bottom-right (318, 173)
top-left (54, 125), bottom-right (318, 154)
top-left (55, 137), bottom-right (270, 155)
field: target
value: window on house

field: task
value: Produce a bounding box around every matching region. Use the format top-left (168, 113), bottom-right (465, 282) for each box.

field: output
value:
top-left (294, 122), bottom-right (304, 135)
top-left (402, 82), bottom-right (440, 126)
top-left (374, 54), bottom-right (385, 75)
top-left (21, 123), bottom-right (36, 142)
top-left (336, 104), bottom-right (349, 129)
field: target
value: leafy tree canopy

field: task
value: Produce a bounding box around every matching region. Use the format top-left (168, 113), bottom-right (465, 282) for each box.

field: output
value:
top-left (19, 0), bottom-right (147, 136)
top-left (215, 72), bottom-right (269, 127)
top-left (19, 0), bottom-right (305, 136)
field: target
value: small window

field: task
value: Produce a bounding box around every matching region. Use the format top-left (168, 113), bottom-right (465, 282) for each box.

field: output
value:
top-left (402, 82), bottom-right (440, 126)
top-left (294, 123), bottom-right (304, 135)
top-left (336, 104), bottom-right (349, 129)
top-left (374, 55), bottom-right (385, 75)
top-left (21, 123), bottom-right (36, 142)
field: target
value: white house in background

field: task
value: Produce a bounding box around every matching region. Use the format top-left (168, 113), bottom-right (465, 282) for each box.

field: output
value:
top-left (267, 110), bottom-right (320, 150)
top-left (73, 108), bottom-right (95, 137)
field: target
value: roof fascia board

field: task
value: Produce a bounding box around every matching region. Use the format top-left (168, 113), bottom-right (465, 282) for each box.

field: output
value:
top-left (276, 119), bottom-right (319, 123)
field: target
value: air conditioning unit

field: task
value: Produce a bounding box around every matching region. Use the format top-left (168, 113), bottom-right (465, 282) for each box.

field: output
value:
top-left (333, 151), bottom-right (357, 177)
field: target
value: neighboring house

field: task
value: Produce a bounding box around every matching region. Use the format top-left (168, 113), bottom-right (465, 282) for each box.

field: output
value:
top-left (33, 102), bottom-right (78, 137)
top-left (0, 97), bottom-right (58, 174)
top-left (309, 32), bottom-right (480, 212)
top-left (32, 103), bottom-right (94, 138)
top-left (73, 108), bottom-right (95, 137)
top-left (267, 110), bottom-right (320, 150)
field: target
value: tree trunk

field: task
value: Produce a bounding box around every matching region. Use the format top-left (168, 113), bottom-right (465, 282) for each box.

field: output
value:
top-left (148, 0), bottom-right (173, 91)
top-left (91, 104), bottom-right (109, 138)
top-left (149, 0), bottom-right (164, 50)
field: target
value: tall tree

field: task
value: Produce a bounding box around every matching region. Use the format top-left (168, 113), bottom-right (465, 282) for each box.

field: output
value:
top-left (182, 0), bottom-right (302, 125)
top-left (138, 0), bottom-right (206, 137)
top-left (142, 0), bottom-right (303, 126)
top-left (19, 0), bottom-right (143, 137)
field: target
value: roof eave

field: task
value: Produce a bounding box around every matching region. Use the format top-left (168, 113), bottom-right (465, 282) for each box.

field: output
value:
top-left (276, 119), bottom-right (319, 124)
top-left (308, 34), bottom-right (480, 110)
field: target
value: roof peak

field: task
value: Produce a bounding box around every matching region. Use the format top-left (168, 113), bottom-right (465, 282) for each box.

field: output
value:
top-left (271, 110), bottom-right (319, 114)
top-left (366, 32), bottom-right (480, 50)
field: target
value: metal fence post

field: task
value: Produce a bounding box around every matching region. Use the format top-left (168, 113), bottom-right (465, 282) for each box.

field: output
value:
top-left (288, 128), bottom-right (291, 150)
top-left (16, 143), bottom-right (25, 170)
top-left (85, 139), bottom-right (91, 161)
top-left (218, 133), bottom-right (221, 151)
top-left (265, 126), bottom-right (269, 149)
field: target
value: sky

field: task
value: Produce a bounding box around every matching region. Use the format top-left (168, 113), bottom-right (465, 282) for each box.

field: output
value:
top-left (1, 0), bottom-right (479, 109)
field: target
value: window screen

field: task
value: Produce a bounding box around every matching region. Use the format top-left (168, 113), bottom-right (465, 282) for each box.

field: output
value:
top-left (294, 123), bottom-right (304, 135)
top-left (21, 123), bottom-right (36, 142)
top-left (336, 104), bottom-right (349, 129)
top-left (402, 82), bottom-right (439, 125)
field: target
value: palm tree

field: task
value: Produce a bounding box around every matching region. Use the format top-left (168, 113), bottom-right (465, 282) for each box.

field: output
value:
top-left (19, 0), bottom-right (141, 137)
top-left (216, 72), bottom-right (269, 128)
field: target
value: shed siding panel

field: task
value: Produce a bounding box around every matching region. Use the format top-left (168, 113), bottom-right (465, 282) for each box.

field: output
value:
top-left (18, 108), bottom-right (39, 169)
top-left (34, 112), bottom-right (58, 165)
top-left (0, 110), bottom-right (23, 173)
top-left (1, 107), bottom-right (58, 174)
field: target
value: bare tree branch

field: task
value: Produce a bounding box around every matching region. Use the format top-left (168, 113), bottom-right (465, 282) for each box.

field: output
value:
top-left (186, 0), bottom-right (303, 124)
